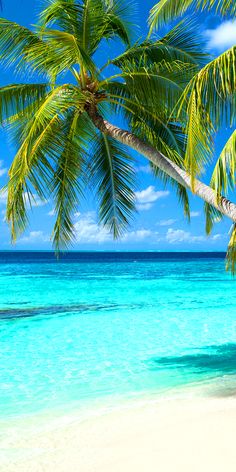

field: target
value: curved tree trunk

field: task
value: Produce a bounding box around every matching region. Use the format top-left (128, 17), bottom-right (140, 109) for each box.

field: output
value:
top-left (88, 108), bottom-right (236, 223)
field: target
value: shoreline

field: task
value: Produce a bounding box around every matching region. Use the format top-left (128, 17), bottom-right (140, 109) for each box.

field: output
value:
top-left (2, 390), bottom-right (236, 472)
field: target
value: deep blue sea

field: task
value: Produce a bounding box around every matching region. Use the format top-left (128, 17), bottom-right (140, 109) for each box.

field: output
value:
top-left (1, 252), bottom-right (236, 438)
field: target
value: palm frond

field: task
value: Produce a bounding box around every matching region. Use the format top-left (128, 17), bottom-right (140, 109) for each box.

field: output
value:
top-left (6, 85), bottom-right (88, 240)
top-left (178, 46), bottom-right (236, 186)
top-left (0, 18), bottom-right (60, 77)
top-left (90, 132), bottom-right (136, 237)
top-left (226, 223), bottom-right (236, 275)
top-left (108, 61), bottom-right (195, 118)
top-left (0, 83), bottom-right (48, 124)
top-left (204, 130), bottom-right (236, 234)
top-left (102, 0), bottom-right (135, 46)
top-left (39, 0), bottom-right (81, 35)
top-left (131, 116), bottom-right (186, 163)
top-left (104, 78), bottom-right (187, 162)
top-left (183, 88), bottom-right (214, 187)
top-left (39, 28), bottom-right (96, 75)
top-left (152, 166), bottom-right (190, 220)
top-left (80, 0), bottom-right (135, 52)
top-left (204, 202), bottom-right (223, 235)
top-left (40, 0), bottom-right (133, 58)
top-left (210, 129), bottom-right (236, 197)
top-left (51, 111), bottom-right (91, 250)
top-left (113, 19), bottom-right (206, 70)
top-left (149, 0), bottom-right (236, 33)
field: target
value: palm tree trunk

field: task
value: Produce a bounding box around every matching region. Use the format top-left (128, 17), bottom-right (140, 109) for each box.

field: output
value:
top-left (88, 108), bottom-right (236, 222)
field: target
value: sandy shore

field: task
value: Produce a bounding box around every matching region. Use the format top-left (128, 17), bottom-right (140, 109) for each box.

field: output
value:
top-left (2, 395), bottom-right (236, 472)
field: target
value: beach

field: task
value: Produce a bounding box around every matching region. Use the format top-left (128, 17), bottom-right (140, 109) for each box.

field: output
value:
top-left (3, 394), bottom-right (236, 471)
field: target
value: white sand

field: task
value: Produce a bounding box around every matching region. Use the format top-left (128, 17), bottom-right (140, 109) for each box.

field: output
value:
top-left (2, 395), bottom-right (236, 472)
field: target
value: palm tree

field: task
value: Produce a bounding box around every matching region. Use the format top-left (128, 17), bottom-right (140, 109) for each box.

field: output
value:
top-left (0, 1), bottom-right (235, 269)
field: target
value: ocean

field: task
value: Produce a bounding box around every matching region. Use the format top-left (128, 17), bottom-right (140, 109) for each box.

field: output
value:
top-left (1, 251), bottom-right (236, 439)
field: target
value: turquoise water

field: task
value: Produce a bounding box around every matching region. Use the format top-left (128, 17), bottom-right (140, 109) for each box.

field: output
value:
top-left (1, 252), bottom-right (236, 428)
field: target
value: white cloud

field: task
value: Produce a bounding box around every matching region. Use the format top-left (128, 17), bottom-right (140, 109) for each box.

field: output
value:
top-left (135, 186), bottom-right (169, 204)
top-left (136, 203), bottom-right (153, 211)
top-left (166, 228), bottom-right (205, 244)
top-left (158, 219), bottom-right (177, 227)
top-left (73, 212), bottom-right (156, 244)
top-left (0, 161), bottom-right (7, 177)
top-left (190, 211), bottom-right (200, 218)
top-left (211, 234), bottom-right (222, 241)
top-left (135, 165), bottom-right (151, 174)
top-left (47, 209), bottom-right (55, 216)
top-left (26, 193), bottom-right (48, 208)
top-left (135, 186), bottom-right (169, 211)
top-left (166, 228), bottom-right (225, 245)
top-left (0, 190), bottom-right (7, 205)
top-left (18, 231), bottom-right (49, 244)
top-left (206, 20), bottom-right (236, 51)
top-left (122, 229), bottom-right (154, 242)
top-left (74, 212), bottom-right (111, 243)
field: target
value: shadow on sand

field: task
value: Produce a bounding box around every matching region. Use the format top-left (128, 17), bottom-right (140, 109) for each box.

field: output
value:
top-left (150, 343), bottom-right (236, 397)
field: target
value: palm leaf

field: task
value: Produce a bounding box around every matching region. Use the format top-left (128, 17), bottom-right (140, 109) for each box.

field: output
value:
top-left (39, 0), bottom-right (81, 35)
top-left (113, 19), bottom-right (206, 70)
top-left (38, 28), bottom-right (96, 75)
top-left (177, 46), bottom-right (236, 186)
top-left (90, 132), bottom-right (136, 237)
top-left (51, 111), bottom-right (91, 250)
top-left (6, 85), bottom-right (88, 240)
top-left (226, 223), bottom-right (236, 275)
top-left (104, 60), bottom-right (195, 120)
top-left (104, 78), bottom-right (187, 163)
top-left (210, 129), bottom-right (236, 197)
top-left (204, 130), bottom-right (236, 234)
top-left (102, 0), bottom-right (135, 46)
top-left (0, 83), bottom-right (48, 126)
top-left (40, 0), bottom-right (133, 57)
top-left (149, 0), bottom-right (236, 33)
top-left (0, 18), bottom-right (60, 77)
top-left (204, 202), bottom-right (223, 235)
top-left (152, 166), bottom-right (190, 220)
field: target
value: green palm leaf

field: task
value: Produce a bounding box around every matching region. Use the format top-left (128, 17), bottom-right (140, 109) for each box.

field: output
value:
top-left (0, 83), bottom-right (48, 124)
top-left (6, 85), bottom-right (88, 240)
top-left (204, 130), bottom-right (236, 234)
top-left (113, 19), bottom-right (206, 70)
top-left (51, 111), bottom-right (91, 249)
top-left (40, 0), bottom-right (133, 57)
top-left (90, 133), bottom-right (136, 237)
top-left (226, 223), bottom-right (236, 275)
top-left (210, 129), bottom-right (236, 197)
top-left (149, 0), bottom-right (236, 33)
top-left (101, 0), bottom-right (134, 46)
top-left (0, 18), bottom-right (59, 76)
top-left (39, 28), bottom-right (96, 75)
top-left (177, 46), bottom-right (236, 186)
top-left (104, 78), bottom-right (187, 167)
top-left (152, 166), bottom-right (190, 220)
top-left (104, 60), bottom-right (195, 124)
top-left (39, 0), bottom-right (81, 34)
top-left (204, 202), bottom-right (223, 235)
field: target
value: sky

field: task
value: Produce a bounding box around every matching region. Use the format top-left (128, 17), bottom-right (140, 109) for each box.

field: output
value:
top-left (0, 0), bottom-right (235, 251)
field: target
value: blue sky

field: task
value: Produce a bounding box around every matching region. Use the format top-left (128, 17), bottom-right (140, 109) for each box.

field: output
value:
top-left (0, 0), bottom-right (235, 251)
